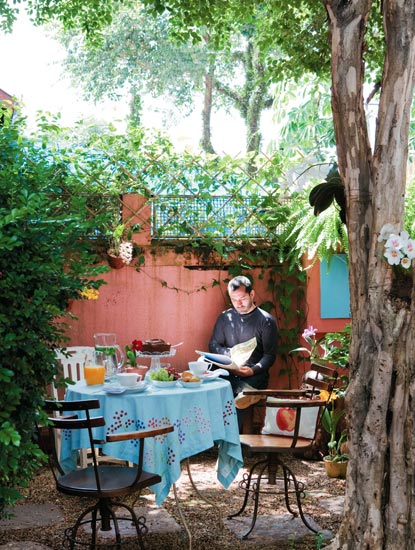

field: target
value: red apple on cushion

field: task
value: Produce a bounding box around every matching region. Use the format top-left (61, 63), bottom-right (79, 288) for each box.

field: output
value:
top-left (276, 408), bottom-right (296, 432)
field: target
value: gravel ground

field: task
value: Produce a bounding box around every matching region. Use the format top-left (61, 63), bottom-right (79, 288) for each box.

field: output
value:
top-left (0, 449), bottom-right (345, 550)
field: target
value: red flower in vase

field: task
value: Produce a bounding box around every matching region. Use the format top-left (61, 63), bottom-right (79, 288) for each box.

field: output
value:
top-left (132, 339), bottom-right (143, 351)
top-left (125, 339), bottom-right (143, 367)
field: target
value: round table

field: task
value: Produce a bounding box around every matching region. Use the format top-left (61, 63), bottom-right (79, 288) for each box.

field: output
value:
top-left (62, 377), bottom-right (243, 505)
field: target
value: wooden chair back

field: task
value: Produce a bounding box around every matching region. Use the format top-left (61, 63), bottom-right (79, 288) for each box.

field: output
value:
top-left (40, 399), bottom-right (174, 488)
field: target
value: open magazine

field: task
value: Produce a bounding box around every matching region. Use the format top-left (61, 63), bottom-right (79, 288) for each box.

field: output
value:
top-left (195, 337), bottom-right (257, 370)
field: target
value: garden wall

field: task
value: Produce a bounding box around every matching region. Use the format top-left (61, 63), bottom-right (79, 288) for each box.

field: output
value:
top-left (64, 195), bottom-right (350, 389)
top-left (66, 258), bottom-right (290, 388)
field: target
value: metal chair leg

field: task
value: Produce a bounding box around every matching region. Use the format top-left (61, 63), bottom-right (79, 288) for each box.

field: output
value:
top-left (229, 453), bottom-right (319, 539)
top-left (66, 502), bottom-right (98, 548)
top-left (240, 461), bottom-right (268, 540)
top-left (280, 461), bottom-right (318, 533)
top-left (64, 498), bottom-right (149, 549)
top-left (114, 500), bottom-right (148, 550)
top-left (227, 457), bottom-right (268, 519)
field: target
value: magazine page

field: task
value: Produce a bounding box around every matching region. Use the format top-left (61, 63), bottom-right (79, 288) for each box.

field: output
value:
top-left (230, 337), bottom-right (257, 368)
top-left (195, 337), bottom-right (257, 370)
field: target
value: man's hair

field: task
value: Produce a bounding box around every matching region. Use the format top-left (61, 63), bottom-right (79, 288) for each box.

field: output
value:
top-left (227, 275), bottom-right (253, 294)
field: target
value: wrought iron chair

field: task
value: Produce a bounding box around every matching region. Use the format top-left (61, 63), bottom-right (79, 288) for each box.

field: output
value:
top-left (228, 363), bottom-right (339, 539)
top-left (37, 398), bottom-right (174, 550)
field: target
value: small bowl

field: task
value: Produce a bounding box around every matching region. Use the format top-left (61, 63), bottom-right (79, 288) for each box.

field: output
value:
top-left (188, 361), bottom-right (206, 377)
top-left (151, 380), bottom-right (178, 388)
top-left (117, 372), bottom-right (142, 387)
top-left (179, 379), bottom-right (203, 389)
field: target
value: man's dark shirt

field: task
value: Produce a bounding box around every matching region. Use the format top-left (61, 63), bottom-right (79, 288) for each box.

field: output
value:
top-left (209, 306), bottom-right (278, 389)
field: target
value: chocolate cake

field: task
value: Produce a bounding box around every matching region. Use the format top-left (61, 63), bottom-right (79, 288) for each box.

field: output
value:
top-left (141, 339), bottom-right (171, 354)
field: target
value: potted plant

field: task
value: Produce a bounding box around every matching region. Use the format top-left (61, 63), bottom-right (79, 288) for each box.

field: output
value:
top-left (106, 223), bottom-right (134, 268)
top-left (292, 324), bottom-right (350, 370)
top-left (123, 339), bottom-right (148, 378)
top-left (320, 387), bottom-right (349, 478)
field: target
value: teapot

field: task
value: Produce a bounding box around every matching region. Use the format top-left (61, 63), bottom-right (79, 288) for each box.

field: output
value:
top-left (93, 333), bottom-right (125, 381)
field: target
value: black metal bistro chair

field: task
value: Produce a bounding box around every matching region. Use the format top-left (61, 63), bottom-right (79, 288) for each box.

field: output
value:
top-left (228, 363), bottom-right (339, 539)
top-left (37, 398), bottom-right (174, 549)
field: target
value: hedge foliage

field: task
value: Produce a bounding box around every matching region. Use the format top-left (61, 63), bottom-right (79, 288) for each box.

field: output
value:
top-left (0, 116), bottom-right (107, 515)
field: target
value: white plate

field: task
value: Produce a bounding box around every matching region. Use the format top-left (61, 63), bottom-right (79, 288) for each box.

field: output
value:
top-left (103, 385), bottom-right (126, 394)
top-left (124, 382), bottom-right (150, 393)
top-left (151, 380), bottom-right (178, 388)
top-left (179, 380), bottom-right (203, 389)
top-left (103, 382), bottom-right (149, 394)
top-left (200, 369), bottom-right (229, 381)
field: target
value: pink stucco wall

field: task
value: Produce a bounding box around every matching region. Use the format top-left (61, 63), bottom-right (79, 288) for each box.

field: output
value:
top-left (66, 262), bottom-right (283, 382)
top-left (64, 195), bottom-right (349, 389)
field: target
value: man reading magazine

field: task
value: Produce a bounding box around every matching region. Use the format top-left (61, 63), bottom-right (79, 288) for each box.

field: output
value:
top-left (208, 276), bottom-right (278, 430)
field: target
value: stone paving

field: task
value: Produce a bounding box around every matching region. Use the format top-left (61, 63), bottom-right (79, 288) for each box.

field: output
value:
top-left (0, 494), bottom-right (344, 549)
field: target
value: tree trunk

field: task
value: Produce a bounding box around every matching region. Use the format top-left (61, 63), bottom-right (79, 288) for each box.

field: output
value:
top-left (323, 0), bottom-right (415, 548)
top-left (201, 57), bottom-right (216, 154)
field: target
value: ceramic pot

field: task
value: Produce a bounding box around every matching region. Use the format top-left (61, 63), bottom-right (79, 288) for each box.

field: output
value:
top-left (323, 457), bottom-right (348, 479)
top-left (107, 254), bottom-right (125, 269)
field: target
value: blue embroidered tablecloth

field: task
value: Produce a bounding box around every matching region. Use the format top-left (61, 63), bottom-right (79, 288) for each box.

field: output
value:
top-left (62, 378), bottom-right (243, 505)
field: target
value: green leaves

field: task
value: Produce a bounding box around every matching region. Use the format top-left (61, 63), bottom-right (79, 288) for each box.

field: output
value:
top-left (0, 422), bottom-right (21, 447)
top-left (309, 164), bottom-right (346, 223)
top-left (0, 118), bottom-right (108, 516)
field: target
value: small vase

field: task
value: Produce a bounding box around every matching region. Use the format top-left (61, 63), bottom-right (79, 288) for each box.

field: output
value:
top-left (323, 456), bottom-right (348, 479)
top-left (107, 254), bottom-right (125, 269)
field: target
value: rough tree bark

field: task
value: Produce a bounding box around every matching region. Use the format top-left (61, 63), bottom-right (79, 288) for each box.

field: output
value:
top-left (323, 0), bottom-right (415, 548)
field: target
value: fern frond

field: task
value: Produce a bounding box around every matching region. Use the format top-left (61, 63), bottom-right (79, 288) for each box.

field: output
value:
top-left (286, 196), bottom-right (348, 267)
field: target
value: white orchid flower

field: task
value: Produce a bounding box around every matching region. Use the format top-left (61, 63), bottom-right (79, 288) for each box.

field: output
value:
top-left (385, 233), bottom-right (404, 250)
top-left (384, 247), bottom-right (403, 265)
top-left (401, 257), bottom-right (412, 269)
top-left (378, 223), bottom-right (395, 242)
top-left (403, 238), bottom-right (415, 259)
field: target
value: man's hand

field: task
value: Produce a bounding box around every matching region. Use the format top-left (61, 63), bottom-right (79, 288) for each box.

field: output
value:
top-left (234, 365), bottom-right (254, 377)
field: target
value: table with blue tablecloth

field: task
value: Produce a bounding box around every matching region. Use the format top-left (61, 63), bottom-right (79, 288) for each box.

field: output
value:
top-left (62, 378), bottom-right (243, 505)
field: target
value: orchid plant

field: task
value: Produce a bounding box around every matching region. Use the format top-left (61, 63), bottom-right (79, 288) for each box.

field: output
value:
top-left (292, 325), bottom-right (350, 367)
top-left (320, 388), bottom-right (348, 462)
top-left (378, 224), bottom-right (415, 268)
top-left (293, 326), bottom-right (325, 365)
top-left (106, 223), bottom-right (134, 265)
top-left (293, 326), bottom-right (349, 461)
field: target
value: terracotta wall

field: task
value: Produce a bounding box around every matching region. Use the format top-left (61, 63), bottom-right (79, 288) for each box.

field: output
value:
top-left (66, 261), bottom-right (287, 384)
top-left (65, 195), bottom-right (350, 389)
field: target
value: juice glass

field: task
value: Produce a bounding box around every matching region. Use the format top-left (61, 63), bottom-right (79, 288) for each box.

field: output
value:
top-left (84, 364), bottom-right (105, 385)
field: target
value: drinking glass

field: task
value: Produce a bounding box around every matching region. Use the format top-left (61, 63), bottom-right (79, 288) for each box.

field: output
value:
top-left (84, 361), bottom-right (105, 385)
top-left (93, 333), bottom-right (125, 381)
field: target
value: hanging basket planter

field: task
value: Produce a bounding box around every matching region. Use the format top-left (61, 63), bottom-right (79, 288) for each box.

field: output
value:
top-left (107, 254), bottom-right (126, 269)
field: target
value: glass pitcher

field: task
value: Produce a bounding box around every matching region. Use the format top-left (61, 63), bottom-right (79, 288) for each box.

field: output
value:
top-left (93, 333), bottom-right (125, 381)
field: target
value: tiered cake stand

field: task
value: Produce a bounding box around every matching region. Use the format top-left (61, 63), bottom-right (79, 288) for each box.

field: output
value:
top-left (137, 348), bottom-right (177, 375)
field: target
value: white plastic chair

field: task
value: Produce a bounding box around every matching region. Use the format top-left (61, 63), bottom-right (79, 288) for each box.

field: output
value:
top-left (54, 348), bottom-right (88, 394)
top-left (53, 346), bottom-right (127, 468)
top-left (71, 346), bottom-right (95, 364)
top-left (53, 347), bottom-right (90, 466)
